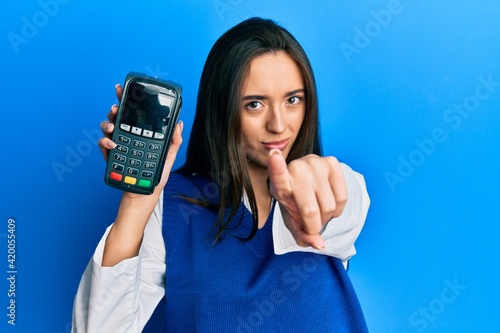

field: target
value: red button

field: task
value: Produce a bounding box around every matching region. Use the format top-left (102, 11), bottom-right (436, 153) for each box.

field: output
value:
top-left (110, 172), bottom-right (122, 181)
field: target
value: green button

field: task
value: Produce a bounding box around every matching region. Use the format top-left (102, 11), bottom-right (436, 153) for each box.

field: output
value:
top-left (138, 179), bottom-right (152, 188)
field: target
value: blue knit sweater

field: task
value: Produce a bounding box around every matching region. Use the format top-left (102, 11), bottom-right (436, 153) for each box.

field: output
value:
top-left (162, 172), bottom-right (368, 332)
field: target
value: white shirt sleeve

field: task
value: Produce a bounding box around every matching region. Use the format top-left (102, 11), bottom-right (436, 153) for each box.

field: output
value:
top-left (72, 192), bottom-right (166, 333)
top-left (272, 163), bottom-right (370, 262)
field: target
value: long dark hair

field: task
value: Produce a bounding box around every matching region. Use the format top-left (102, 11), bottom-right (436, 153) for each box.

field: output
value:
top-left (178, 17), bottom-right (322, 241)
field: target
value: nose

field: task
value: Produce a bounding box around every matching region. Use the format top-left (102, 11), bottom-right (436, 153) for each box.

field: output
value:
top-left (266, 103), bottom-right (286, 134)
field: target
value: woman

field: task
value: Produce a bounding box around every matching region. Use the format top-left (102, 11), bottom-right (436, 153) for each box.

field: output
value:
top-left (73, 17), bottom-right (370, 332)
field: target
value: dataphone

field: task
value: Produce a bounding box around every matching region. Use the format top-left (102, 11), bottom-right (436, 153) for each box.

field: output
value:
top-left (104, 72), bottom-right (182, 194)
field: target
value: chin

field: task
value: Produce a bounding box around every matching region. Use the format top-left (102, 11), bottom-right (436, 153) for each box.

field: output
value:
top-left (245, 153), bottom-right (268, 170)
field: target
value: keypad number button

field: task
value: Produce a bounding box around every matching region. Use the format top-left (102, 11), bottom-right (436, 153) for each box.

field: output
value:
top-left (114, 153), bottom-right (126, 163)
top-left (127, 167), bottom-right (139, 175)
top-left (144, 162), bottom-right (156, 169)
top-left (116, 145), bottom-right (129, 154)
top-left (149, 143), bottom-right (162, 151)
top-left (133, 140), bottom-right (146, 149)
top-left (146, 153), bottom-right (159, 160)
top-left (118, 135), bottom-right (131, 144)
top-left (129, 158), bottom-right (142, 167)
top-left (131, 149), bottom-right (144, 158)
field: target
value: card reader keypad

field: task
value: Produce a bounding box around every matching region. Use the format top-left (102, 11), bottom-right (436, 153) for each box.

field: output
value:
top-left (108, 131), bottom-right (164, 190)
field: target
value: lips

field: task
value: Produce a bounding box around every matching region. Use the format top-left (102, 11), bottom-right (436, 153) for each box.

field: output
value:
top-left (262, 138), bottom-right (289, 151)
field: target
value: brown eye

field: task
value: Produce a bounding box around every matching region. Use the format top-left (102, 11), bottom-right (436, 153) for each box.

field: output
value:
top-left (287, 96), bottom-right (303, 105)
top-left (245, 101), bottom-right (263, 110)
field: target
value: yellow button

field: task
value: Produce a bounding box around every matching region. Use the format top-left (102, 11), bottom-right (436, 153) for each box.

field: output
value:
top-left (124, 176), bottom-right (137, 185)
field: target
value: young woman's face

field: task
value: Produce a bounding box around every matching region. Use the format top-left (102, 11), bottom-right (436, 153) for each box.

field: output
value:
top-left (240, 51), bottom-right (306, 172)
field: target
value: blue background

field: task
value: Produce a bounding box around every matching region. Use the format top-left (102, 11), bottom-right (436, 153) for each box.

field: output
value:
top-left (1, 0), bottom-right (499, 332)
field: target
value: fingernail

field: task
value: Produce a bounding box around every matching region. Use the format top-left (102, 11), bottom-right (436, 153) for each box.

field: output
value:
top-left (107, 140), bottom-right (117, 149)
top-left (269, 149), bottom-right (281, 156)
top-left (105, 123), bottom-right (114, 131)
top-left (111, 104), bottom-right (117, 109)
top-left (115, 84), bottom-right (121, 89)
top-left (178, 120), bottom-right (184, 133)
top-left (315, 239), bottom-right (325, 250)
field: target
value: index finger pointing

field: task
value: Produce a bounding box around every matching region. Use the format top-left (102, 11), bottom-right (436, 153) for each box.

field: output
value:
top-left (268, 149), bottom-right (292, 200)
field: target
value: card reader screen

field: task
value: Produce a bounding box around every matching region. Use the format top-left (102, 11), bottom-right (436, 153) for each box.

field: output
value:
top-left (121, 80), bottom-right (175, 134)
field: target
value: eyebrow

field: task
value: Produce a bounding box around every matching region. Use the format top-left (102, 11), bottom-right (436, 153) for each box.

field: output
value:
top-left (242, 88), bottom-right (305, 101)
